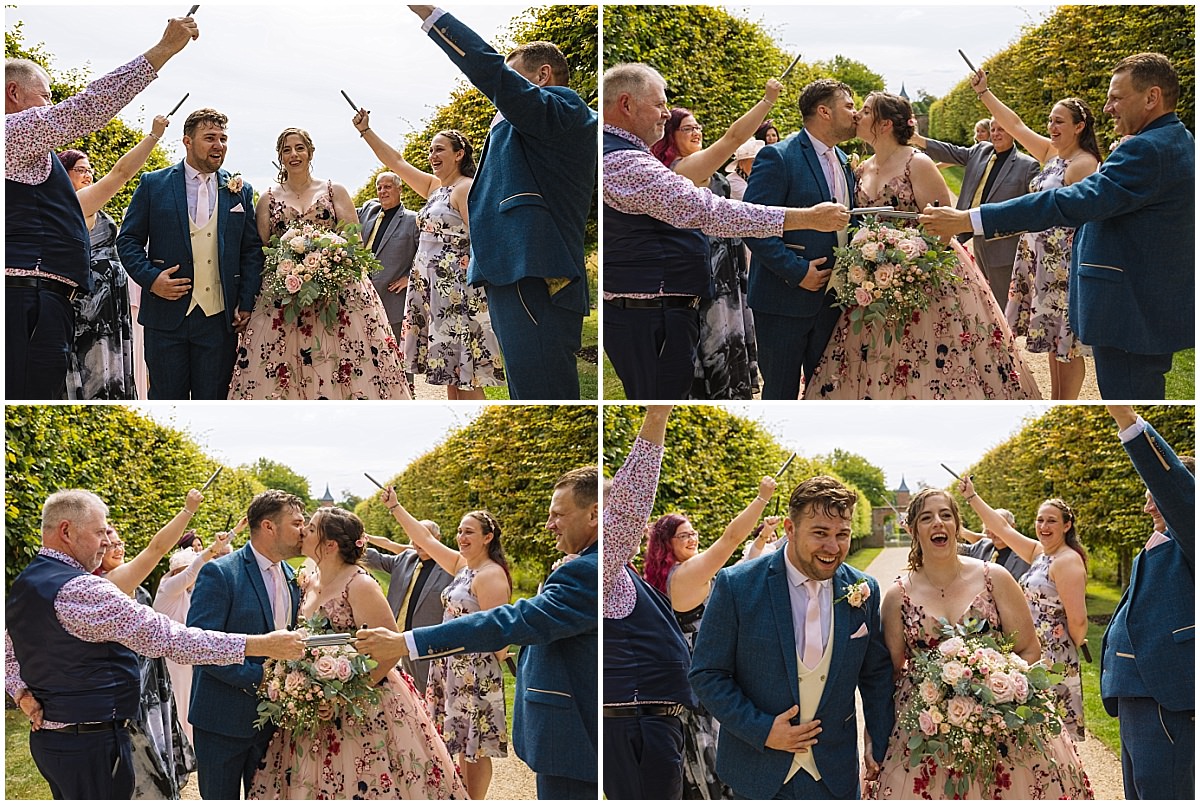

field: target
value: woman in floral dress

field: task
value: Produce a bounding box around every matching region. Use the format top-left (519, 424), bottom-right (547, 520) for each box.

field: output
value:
top-left (230, 128), bottom-right (410, 399)
top-left (353, 110), bottom-right (505, 398)
top-left (381, 487), bottom-right (511, 800)
top-left (249, 508), bottom-right (465, 799)
top-left (871, 489), bottom-right (1092, 799)
top-left (970, 69), bottom-right (1101, 399)
top-left (804, 92), bottom-right (1039, 400)
top-left (958, 477), bottom-right (1088, 741)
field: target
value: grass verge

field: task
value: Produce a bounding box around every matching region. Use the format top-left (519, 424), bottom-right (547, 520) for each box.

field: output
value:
top-left (1080, 577), bottom-right (1123, 754)
top-left (845, 546), bottom-right (883, 571)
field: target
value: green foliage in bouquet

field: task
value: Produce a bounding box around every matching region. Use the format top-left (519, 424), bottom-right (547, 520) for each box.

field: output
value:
top-left (262, 222), bottom-right (380, 331)
top-left (900, 616), bottom-right (1065, 798)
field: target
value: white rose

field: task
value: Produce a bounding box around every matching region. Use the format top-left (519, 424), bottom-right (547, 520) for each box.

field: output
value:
top-left (941, 660), bottom-right (966, 686)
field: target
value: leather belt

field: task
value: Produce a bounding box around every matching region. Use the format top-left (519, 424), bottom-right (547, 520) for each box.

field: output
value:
top-left (42, 718), bottom-right (130, 734)
top-left (6, 275), bottom-right (79, 302)
top-left (603, 703), bottom-right (686, 718)
top-left (606, 296), bottom-right (699, 310)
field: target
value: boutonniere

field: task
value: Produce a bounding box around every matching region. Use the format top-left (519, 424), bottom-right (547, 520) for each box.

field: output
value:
top-left (848, 152), bottom-right (861, 171)
top-left (223, 172), bottom-right (244, 194)
top-left (834, 579), bottom-right (870, 608)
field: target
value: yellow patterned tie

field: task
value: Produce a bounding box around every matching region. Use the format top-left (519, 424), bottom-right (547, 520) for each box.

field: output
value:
top-left (364, 211), bottom-right (385, 252)
top-left (970, 154), bottom-right (998, 208)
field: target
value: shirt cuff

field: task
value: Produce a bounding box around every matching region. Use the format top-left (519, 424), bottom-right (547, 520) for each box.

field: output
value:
top-left (403, 630), bottom-right (418, 658)
top-left (969, 208), bottom-right (984, 236)
top-left (420, 7), bottom-right (447, 32)
top-left (1118, 416), bottom-right (1147, 444)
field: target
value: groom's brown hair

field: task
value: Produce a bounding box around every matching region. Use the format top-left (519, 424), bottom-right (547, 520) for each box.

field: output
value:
top-left (798, 78), bottom-right (853, 121)
top-left (788, 475), bottom-right (857, 521)
top-left (183, 108), bottom-right (228, 138)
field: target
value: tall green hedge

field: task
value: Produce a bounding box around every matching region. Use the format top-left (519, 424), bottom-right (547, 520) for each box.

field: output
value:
top-left (603, 406), bottom-right (874, 564)
top-left (930, 5), bottom-right (1195, 144)
top-left (356, 405), bottom-right (598, 579)
top-left (5, 406), bottom-right (264, 594)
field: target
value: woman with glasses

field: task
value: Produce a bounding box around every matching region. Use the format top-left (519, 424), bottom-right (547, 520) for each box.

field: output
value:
top-left (642, 475), bottom-right (779, 799)
top-left (650, 80), bottom-right (783, 399)
top-left (56, 115), bottom-right (168, 399)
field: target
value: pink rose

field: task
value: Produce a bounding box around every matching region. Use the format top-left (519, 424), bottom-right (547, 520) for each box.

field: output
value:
top-left (848, 265), bottom-right (868, 284)
top-left (284, 274), bottom-right (303, 294)
top-left (334, 657), bottom-right (353, 682)
top-left (918, 680), bottom-right (942, 705)
top-left (266, 679), bottom-right (280, 701)
top-left (1011, 671), bottom-right (1029, 703)
top-left (314, 655), bottom-right (339, 680)
top-left (874, 264), bottom-right (895, 287)
top-left (284, 670), bottom-right (306, 695)
top-left (946, 695), bottom-right (974, 727)
top-left (303, 251), bottom-right (322, 269)
top-left (859, 241), bottom-right (880, 261)
top-left (988, 671), bottom-right (1016, 704)
top-left (288, 236), bottom-right (307, 252)
top-left (853, 287), bottom-right (873, 306)
top-left (851, 227), bottom-right (872, 245)
top-left (277, 258), bottom-right (296, 275)
top-left (918, 709), bottom-right (938, 736)
top-left (941, 660), bottom-right (966, 686)
top-left (938, 636), bottom-right (966, 657)
top-left (897, 238), bottom-right (923, 259)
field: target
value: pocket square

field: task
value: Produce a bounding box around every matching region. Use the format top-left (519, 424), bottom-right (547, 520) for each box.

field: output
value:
top-left (230, 203), bottom-right (245, 213)
top-left (851, 623), bottom-right (869, 639)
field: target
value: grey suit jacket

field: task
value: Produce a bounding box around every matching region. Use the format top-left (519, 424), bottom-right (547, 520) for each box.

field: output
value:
top-left (357, 200), bottom-right (418, 325)
top-left (920, 138), bottom-right (1039, 302)
top-left (362, 547), bottom-right (452, 692)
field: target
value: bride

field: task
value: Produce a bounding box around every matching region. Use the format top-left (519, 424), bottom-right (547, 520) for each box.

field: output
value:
top-left (247, 507), bottom-right (466, 799)
top-left (228, 128), bottom-right (411, 399)
top-left (804, 93), bottom-right (1040, 400)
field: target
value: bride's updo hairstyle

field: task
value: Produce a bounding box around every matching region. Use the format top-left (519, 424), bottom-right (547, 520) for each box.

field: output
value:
top-left (314, 506), bottom-right (366, 565)
top-left (275, 127), bottom-right (316, 184)
top-left (904, 488), bottom-right (961, 570)
top-left (865, 91), bottom-right (916, 145)
top-left (436, 129), bottom-right (476, 178)
top-left (464, 509), bottom-right (512, 588)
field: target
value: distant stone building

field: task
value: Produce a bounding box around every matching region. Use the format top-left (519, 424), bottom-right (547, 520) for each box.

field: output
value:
top-left (869, 476), bottom-right (912, 546)
top-left (318, 484), bottom-right (336, 508)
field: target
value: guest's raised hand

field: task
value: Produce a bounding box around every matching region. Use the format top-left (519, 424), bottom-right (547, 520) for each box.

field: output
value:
top-left (969, 68), bottom-right (988, 96)
top-left (185, 488), bottom-right (203, 513)
top-left (352, 108), bottom-right (371, 135)
top-left (379, 485), bottom-right (399, 510)
top-left (211, 530), bottom-right (233, 556)
top-left (161, 15), bottom-right (200, 49)
top-left (798, 257), bottom-right (832, 292)
top-left (764, 705), bottom-right (821, 753)
top-left (151, 265), bottom-right (191, 300)
top-left (758, 476), bottom-right (777, 502)
top-left (246, 629), bottom-right (306, 660)
top-left (151, 115), bottom-right (170, 140)
top-left (233, 514), bottom-right (249, 535)
top-left (762, 515), bottom-right (782, 536)
top-left (408, 5), bottom-right (437, 20)
top-left (957, 475), bottom-right (977, 501)
top-left (763, 78), bottom-right (784, 105)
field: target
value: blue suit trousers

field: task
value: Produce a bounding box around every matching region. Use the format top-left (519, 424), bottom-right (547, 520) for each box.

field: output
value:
top-left (1118, 696), bottom-right (1194, 800)
top-left (192, 724), bottom-right (274, 799)
top-left (145, 307), bottom-right (235, 399)
top-left (1090, 345), bottom-right (1173, 400)
top-left (6, 288), bottom-right (73, 400)
top-left (487, 277), bottom-right (583, 400)
top-left (29, 724), bottom-right (134, 800)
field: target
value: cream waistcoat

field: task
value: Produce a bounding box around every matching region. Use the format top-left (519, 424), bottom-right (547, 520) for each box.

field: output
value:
top-left (784, 607), bottom-right (835, 784)
top-left (187, 211), bottom-right (224, 316)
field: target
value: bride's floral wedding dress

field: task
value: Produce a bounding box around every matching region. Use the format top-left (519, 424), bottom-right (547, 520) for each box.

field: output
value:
top-left (229, 182), bottom-right (412, 400)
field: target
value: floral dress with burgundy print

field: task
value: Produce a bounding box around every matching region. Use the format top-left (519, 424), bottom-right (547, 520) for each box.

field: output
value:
top-left (804, 153), bottom-right (1040, 400)
top-left (424, 566), bottom-right (509, 760)
top-left (249, 568), bottom-right (466, 800)
top-left (1005, 157), bottom-right (1091, 362)
top-left (869, 567), bottom-right (1092, 800)
top-left (401, 185), bottom-right (505, 390)
top-left (1021, 551), bottom-right (1085, 741)
top-left (229, 182), bottom-right (412, 400)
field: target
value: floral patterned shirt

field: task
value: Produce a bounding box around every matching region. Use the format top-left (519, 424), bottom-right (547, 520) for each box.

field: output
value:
top-left (5, 56), bottom-right (157, 185)
top-left (603, 436), bottom-right (664, 619)
top-left (5, 548), bottom-right (246, 727)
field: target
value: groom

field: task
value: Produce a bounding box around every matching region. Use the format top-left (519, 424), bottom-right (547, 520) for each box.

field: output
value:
top-left (117, 108), bottom-right (263, 399)
top-left (690, 475), bottom-right (894, 799)
top-left (745, 79), bottom-right (858, 399)
top-left (187, 490), bottom-right (305, 799)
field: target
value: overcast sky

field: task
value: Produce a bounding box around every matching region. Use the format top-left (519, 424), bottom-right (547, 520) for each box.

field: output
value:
top-left (7, 2), bottom-right (530, 196)
top-left (131, 402), bottom-right (491, 500)
top-left (702, 402), bottom-right (1058, 492)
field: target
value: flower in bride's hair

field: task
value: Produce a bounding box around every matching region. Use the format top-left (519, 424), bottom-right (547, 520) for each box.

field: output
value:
top-left (907, 117), bottom-right (917, 129)
top-left (355, 537), bottom-right (366, 548)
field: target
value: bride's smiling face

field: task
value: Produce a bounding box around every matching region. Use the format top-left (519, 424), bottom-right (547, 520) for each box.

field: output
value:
top-left (911, 492), bottom-right (959, 556)
top-left (279, 134), bottom-right (312, 176)
top-left (428, 134), bottom-right (463, 181)
top-left (301, 514), bottom-right (324, 560)
top-left (856, 102), bottom-right (878, 144)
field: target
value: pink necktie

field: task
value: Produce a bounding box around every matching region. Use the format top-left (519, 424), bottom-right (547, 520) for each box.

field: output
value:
top-left (824, 149), bottom-right (846, 205)
top-left (195, 174), bottom-right (211, 227)
top-left (802, 579), bottom-right (823, 669)
top-left (270, 564), bottom-right (289, 630)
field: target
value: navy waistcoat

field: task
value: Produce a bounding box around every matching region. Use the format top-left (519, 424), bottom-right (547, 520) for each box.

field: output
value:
top-left (604, 567), bottom-right (697, 707)
top-left (6, 156), bottom-right (93, 290)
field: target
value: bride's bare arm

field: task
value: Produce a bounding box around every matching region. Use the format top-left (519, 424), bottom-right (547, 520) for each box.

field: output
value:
top-left (880, 581), bottom-right (908, 675)
top-left (908, 151), bottom-right (955, 215)
top-left (255, 189), bottom-right (273, 244)
top-left (346, 573), bottom-right (403, 684)
top-left (352, 108), bottom-right (439, 199)
top-left (329, 182), bottom-right (359, 230)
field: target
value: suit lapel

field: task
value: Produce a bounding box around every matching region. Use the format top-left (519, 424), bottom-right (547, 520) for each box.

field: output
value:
top-left (798, 130), bottom-right (834, 201)
top-left (170, 162), bottom-right (190, 247)
top-left (241, 544), bottom-right (274, 630)
top-left (283, 561), bottom-right (300, 629)
top-left (819, 566), bottom-right (856, 712)
top-left (215, 169), bottom-right (230, 259)
top-left (767, 551), bottom-right (800, 702)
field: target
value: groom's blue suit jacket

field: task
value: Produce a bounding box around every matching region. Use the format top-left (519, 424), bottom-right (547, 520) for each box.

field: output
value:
top-left (981, 113), bottom-right (1194, 355)
top-left (743, 129), bottom-right (856, 318)
top-left (187, 544), bottom-right (299, 739)
top-left (116, 161), bottom-right (264, 331)
top-left (411, 543), bottom-right (597, 783)
top-left (1101, 422), bottom-right (1195, 715)
top-left (424, 12), bottom-right (597, 315)
top-left (690, 553), bottom-right (893, 799)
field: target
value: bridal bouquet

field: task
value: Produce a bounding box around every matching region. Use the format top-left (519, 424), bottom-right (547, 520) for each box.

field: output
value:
top-left (261, 222), bottom-right (381, 329)
top-left (829, 218), bottom-right (960, 345)
top-left (254, 613), bottom-right (380, 740)
top-left (899, 617), bottom-right (1065, 797)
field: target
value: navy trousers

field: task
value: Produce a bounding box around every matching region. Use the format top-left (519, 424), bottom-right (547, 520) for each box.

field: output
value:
top-left (536, 773), bottom-right (597, 800)
top-left (1117, 697), bottom-right (1194, 799)
top-left (754, 306), bottom-right (840, 400)
top-left (29, 724), bottom-right (134, 800)
top-left (144, 307), bottom-right (236, 400)
top-left (1091, 346), bottom-right (1174, 400)
top-left (6, 287), bottom-right (73, 400)
top-left (604, 302), bottom-right (699, 400)
top-left (731, 767), bottom-right (841, 799)
top-left (191, 725), bottom-right (274, 799)
top-left (487, 277), bottom-right (584, 400)
top-left (603, 714), bottom-right (684, 799)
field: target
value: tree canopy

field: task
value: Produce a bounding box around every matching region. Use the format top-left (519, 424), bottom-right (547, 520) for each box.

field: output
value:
top-left (241, 458), bottom-right (313, 509)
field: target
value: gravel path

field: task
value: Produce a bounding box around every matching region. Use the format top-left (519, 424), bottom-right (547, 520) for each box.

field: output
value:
top-left (860, 546), bottom-right (1123, 799)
